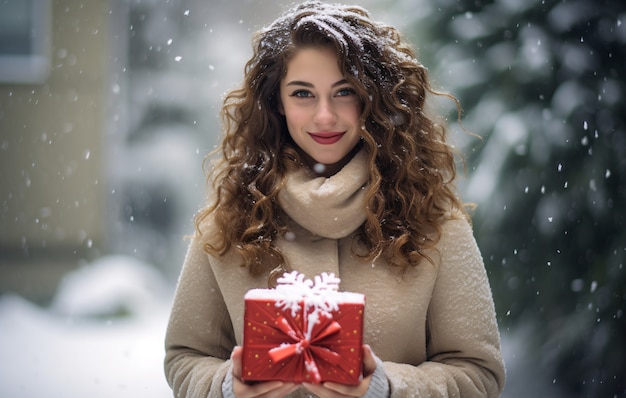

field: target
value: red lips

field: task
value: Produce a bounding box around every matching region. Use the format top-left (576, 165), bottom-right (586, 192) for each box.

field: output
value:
top-left (309, 132), bottom-right (345, 145)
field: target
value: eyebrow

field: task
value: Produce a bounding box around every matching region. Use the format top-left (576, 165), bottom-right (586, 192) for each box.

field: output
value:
top-left (285, 79), bottom-right (349, 88)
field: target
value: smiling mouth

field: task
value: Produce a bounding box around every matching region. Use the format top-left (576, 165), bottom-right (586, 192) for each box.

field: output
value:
top-left (309, 132), bottom-right (345, 145)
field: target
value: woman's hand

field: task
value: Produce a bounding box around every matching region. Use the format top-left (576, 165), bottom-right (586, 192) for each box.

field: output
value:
top-left (302, 345), bottom-right (378, 398)
top-left (231, 346), bottom-right (299, 398)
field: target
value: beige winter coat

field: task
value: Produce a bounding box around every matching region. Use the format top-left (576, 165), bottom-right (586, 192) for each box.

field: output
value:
top-left (164, 150), bottom-right (506, 397)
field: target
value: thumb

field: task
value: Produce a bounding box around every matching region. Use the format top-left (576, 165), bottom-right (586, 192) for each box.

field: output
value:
top-left (362, 344), bottom-right (377, 377)
top-left (231, 346), bottom-right (243, 378)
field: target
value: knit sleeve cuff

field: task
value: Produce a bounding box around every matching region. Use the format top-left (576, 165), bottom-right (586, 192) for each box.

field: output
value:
top-left (221, 365), bottom-right (236, 398)
top-left (362, 354), bottom-right (390, 398)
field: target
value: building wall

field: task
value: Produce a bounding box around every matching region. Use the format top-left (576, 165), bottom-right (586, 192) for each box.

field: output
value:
top-left (0, 1), bottom-right (111, 302)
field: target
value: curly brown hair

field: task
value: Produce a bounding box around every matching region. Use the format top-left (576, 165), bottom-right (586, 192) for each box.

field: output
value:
top-left (195, 1), bottom-right (469, 281)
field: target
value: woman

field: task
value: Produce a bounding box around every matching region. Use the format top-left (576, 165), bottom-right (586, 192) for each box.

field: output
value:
top-left (164, 1), bottom-right (506, 397)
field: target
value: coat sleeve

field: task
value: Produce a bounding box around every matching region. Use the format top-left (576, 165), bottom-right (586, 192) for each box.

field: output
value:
top-left (384, 218), bottom-right (506, 397)
top-left (164, 235), bottom-right (237, 398)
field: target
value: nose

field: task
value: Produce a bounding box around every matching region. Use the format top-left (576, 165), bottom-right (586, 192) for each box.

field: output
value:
top-left (313, 99), bottom-right (337, 126)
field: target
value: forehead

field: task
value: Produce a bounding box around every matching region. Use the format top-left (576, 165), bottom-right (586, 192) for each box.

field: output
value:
top-left (283, 47), bottom-right (344, 82)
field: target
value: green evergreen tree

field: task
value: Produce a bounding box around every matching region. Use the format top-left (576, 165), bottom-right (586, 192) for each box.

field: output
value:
top-left (404, 0), bottom-right (625, 395)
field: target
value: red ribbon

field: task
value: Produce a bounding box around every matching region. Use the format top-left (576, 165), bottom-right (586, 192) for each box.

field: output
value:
top-left (268, 314), bottom-right (342, 383)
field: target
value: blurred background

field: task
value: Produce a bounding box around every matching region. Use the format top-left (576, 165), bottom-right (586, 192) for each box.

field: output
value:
top-left (0, 0), bottom-right (623, 397)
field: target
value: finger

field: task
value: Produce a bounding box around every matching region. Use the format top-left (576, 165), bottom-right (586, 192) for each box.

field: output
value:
top-left (362, 344), bottom-right (377, 376)
top-left (303, 382), bottom-right (356, 398)
top-left (233, 379), bottom-right (289, 398)
top-left (303, 382), bottom-right (336, 398)
top-left (231, 346), bottom-right (244, 379)
top-left (278, 383), bottom-right (300, 397)
top-left (320, 382), bottom-right (368, 398)
top-left (233, 379), bottom-right (283, 398)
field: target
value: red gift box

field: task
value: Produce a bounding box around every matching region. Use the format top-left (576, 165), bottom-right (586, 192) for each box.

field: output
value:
top-left (242, 272), bottom-right (365, 385)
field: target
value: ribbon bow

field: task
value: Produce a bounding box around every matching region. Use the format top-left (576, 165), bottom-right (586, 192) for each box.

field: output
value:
top-left (268, 313), bottom-right (342, 383)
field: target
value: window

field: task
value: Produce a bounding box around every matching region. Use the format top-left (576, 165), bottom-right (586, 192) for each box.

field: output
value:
top-left (0, 0), bottom-right (51, 84)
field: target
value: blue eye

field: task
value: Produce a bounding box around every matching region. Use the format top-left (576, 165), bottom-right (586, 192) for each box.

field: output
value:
top-left (291, 90), bottom-right (313, 98)
top-left (336, 88), bottom-right (356, 97)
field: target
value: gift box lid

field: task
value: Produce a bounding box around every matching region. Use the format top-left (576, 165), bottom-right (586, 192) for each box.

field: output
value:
top-left (244, 271), bottom-right (364, 317)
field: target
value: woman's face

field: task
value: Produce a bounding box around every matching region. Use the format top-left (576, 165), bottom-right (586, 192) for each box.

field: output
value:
top-left (279, 46), bottom-right (362, 177)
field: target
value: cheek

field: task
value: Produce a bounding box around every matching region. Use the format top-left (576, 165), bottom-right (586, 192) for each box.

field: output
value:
top-left (351, 106), bottom-right (361, 121)
top-left (283, 106), bottom-right (308, 130)
top-left (342, 103), bottom-right (361, 124)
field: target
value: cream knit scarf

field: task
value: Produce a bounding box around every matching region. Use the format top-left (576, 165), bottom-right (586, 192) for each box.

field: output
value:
top-left (278, 149), bottom-right (369, 239)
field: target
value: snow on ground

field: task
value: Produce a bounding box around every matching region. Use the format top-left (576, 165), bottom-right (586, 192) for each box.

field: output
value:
top-left (0, 256), bottom-right (174, 398)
